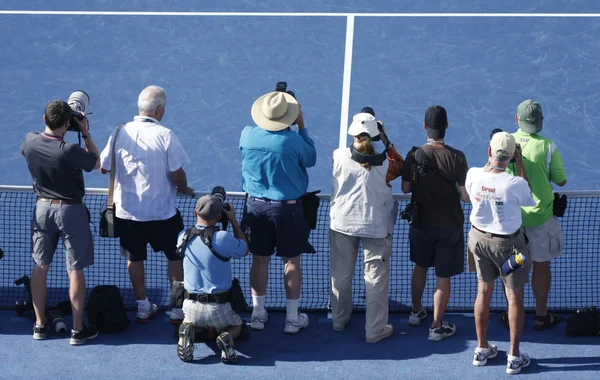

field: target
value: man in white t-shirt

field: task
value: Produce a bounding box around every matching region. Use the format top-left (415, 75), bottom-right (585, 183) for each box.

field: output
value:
top-left (465, 132), bottom-right (536, 375)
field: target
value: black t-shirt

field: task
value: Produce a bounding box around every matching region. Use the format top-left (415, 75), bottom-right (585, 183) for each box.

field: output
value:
top-left (21, 132), bottom-right (98, 201)
top-left (400, 144), bottom-right (469, 227)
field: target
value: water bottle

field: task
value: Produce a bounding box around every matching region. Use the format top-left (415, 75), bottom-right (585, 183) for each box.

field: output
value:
top-left (47, 309), bottom-right (68, 335)
top-left (502, 250), bottom-right (526, 275)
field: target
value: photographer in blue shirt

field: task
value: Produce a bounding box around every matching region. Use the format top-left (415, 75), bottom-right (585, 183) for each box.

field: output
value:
top-left (239, 89), bottom-right (317, 334)
top-left (176, 195), bottom-right (249, 364)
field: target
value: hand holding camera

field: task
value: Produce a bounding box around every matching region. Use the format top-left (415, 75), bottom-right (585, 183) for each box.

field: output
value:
top-left (275, 81), bottom-right (304, 129)
top-left (224, 203), bottom-right (237, 221)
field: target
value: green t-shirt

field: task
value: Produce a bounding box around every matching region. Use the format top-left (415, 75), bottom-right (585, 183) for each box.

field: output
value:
top-left (506, 129), bottom-right (567, 227)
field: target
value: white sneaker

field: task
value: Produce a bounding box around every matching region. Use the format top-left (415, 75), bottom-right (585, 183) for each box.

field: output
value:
top-left (284, 313), bottom-right (309, 334)
top-left (136, 303), bottom-right (158, 323)
top-left (473, 344), bottom-right (499, 366)
top-left (506, 352), bottom-right (531, 375)
top-left (169, 308), bottom-right (185, 325)
top-left (428, 321), bottom-right (456, 342)
top-left (408, 309), bottom-right (427, 326)
top-left (251, 310), bottom-right (268, 330)
top-left (366, 324), bottom-right (394, 343)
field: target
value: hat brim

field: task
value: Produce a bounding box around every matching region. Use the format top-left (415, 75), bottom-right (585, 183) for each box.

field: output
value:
top-left (518, 120), bottom-right (541, 134)
top-left (251, 92), bottom-right (299, 132)
top-left (347, 122), bottom-right (380, 138)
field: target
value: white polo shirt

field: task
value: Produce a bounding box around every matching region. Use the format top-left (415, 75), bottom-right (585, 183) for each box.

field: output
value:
top-left (465, 167), bottom-right (536, 235)
top-left (100, 116), bottom-right (190, 222)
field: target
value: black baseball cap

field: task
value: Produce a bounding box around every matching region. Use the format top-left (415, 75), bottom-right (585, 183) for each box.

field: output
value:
top-left (424, 105), bottom-right (448, 138)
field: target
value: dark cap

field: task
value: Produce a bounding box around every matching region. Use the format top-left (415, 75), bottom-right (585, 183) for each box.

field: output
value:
top-left (424, 105), bottom-right (448, 138)
top-left (194, 195), bottom-right (223, 220)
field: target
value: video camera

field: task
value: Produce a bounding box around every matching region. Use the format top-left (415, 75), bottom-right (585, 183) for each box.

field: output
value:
top-left (67, 90), bottom-right (91, 132)
top-left (275, 81), bottom-right (297, 126)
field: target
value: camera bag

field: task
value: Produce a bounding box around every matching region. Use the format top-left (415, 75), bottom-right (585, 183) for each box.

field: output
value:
top-left (99, 123), bottom-right (125, 238)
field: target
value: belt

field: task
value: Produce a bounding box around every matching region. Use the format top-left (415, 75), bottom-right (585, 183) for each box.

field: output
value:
top-left (249, 196), bottom-right (298, 204)
top-left (37, 197), bottom-right (82, 205)
top-left (472, 225), bottom-right (520, 239)
top-left (186, 291), bottom-right (232, 304)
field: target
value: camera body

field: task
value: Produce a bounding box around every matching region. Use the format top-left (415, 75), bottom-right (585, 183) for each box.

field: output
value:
top-left (400, 202), bottom-right (419, 226)
top-left (67, 90), bottom-right (90, 132)
top-left (275, 82), bottom-right (297, 125)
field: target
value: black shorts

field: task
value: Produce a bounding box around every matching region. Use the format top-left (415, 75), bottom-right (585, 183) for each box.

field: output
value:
top-left (409, 225), bottom-right (464, 278)
top-left (241, 197), bottom-right (315, 258)
top-left (117, 210), bottom-right (184, 262)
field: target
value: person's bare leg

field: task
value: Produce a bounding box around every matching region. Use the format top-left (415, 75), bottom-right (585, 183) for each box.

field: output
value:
top-left (168, 259), bottom-right (183, 284)
top-left (128, 261), bottom-right (146, 300)
top-left (432, 277), bottom-right (451, 329)
top-left (250, 255), bottom-right (271, 297)
top-left (31, 264), bottom-right (50, 326)
top-left (474, 280), bottom-right (494, 348)
top-left (68, 269), bottom-right (86, 331)
top-left (505, 286), bottom-right (525, 357)
top-left (411, 265), bottom-right (428, 312)
top-left (532, 261), bottom-right (552, 324)
top-left (283, 256), bottom-right (302, 300)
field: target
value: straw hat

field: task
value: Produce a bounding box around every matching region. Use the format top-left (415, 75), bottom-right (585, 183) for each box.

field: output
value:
top-left (251, 91), bottom-right (299, 131)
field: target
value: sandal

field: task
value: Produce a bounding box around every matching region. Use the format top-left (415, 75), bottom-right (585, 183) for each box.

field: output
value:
top-left (500, 311), bottom-right (510, 330)
top-left (534, 312), bottom-right (562, 331)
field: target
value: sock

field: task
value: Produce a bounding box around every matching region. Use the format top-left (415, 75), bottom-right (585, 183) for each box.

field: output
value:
top-left (252, 295), bottom-right (265, 313)
top-left (508, 354), bottom-right (521, 362)
top-left (171, 308), bottom-right (184, 319)
top-left (286, 298), bottom-right (299, 320)
top-left (71, 329), bottom-right (81, 334)
top-left (137, 298), bottom-right (151, 311)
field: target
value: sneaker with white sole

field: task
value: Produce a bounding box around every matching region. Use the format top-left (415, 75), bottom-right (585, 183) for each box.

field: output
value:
top-left (284, 313), bottom-right (309, 334)
top-left (169, 308), bottom-right (185, 325)
top-left (69, 325), bottom-right (99, 346)
top-left (366, 324), bottom-right (394, 343)
top-left (408, 309), bottom-right (427, 326)
top-left (177, 322), bottom-right (195, 362)
top-left (428, 321), bottom-right (456, 342)
top-left (136, 303), bottom-right (159, 323)
top-left (473, 344), bottom-right (499, 366)
top-left (216, 332), bottom-right (237, 364)
top-left (251, 310), bottom-right (268, 330)
top-left (506, 352), bottom-right (531, 375)
top-left (33, 324), bottom-right (50, 340)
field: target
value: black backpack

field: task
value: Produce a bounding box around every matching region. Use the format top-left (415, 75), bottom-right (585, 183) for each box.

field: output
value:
top-left (87, 285), bottom-right (130, 333)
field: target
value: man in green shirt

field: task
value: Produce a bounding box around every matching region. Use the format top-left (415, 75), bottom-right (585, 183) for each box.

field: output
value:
top-left (507, 99), bottom-right (567, 330)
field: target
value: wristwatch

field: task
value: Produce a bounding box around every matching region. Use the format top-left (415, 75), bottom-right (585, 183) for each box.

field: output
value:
top-left (82, 134), bottom-right (90, 139)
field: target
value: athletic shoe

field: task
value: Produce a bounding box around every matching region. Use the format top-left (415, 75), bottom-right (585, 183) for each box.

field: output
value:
top-left (408, 309), bottom-right (427, 326)
top-left (169, 308), bottom-right (185, 325)
top-left (136, 303), bottom-right (158, 323)
top-left (251, 310), bottom-right (268, 330)
top-left (216, 332), bottom-right (237, 364)
top-left (428, 321), bottom-right (456, 342)
top-left (177, 322), bottom-right (195, 362)
top-left (284, 313), bottom-right (309, 334)
top-left (473, 344), bottom-right (499, 366)
top-left (69, 325), bottom-right (99, 346)
top-left (33, 324), bottom-right (50, 340)
top-left (506, 352), bottom-right (531, 375)
top-left (366, 324), bottom-right (394, 343)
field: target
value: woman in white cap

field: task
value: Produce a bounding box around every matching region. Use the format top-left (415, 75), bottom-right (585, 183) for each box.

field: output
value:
top-left (328, 111), bottom-right (401, 343)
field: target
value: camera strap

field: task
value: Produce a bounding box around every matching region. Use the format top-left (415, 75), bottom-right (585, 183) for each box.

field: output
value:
top-left (350, 144), bottom-right (388, 166)
top-left (176, 226), bottom-right (230, 262)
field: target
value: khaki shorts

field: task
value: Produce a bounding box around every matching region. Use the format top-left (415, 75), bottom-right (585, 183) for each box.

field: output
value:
top-left (467, 227), bottom-right (532, 289)
top-left (524, 217), bottom-right (564, 263)
top-left (182, 299), bottom-right (242, 331)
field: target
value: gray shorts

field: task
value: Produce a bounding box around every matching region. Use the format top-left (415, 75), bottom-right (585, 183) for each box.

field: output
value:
top-left (182, 299), bottom-right (243, 331)
top-left (467, 227), bottom-right (532, 289)
top-left (31, 199), bottom-right (94, 271)
top-left (524, 217), bottom-right (564, 263)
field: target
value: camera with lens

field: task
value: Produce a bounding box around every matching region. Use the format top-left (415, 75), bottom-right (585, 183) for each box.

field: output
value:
top-left (400, 201), bottom-right (419, 226)
top-left (511, 144), bottom-right (521, 163)
top-left (67, 90), bottom-right (91, 132)
top-left (275, 81), bottom-right (297, 125)
top-left (211, 186), bottom-right (231, 230)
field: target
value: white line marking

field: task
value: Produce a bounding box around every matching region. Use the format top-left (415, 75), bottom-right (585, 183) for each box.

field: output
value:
top-left (339, 15), bottom-right (355, 150)
top-left (2, 11), bottom-right (600, 17)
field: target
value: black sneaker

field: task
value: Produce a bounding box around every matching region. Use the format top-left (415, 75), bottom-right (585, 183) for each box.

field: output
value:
top-left (216, 332), bottom-right (237, 364)
top-left (178, 322), bottom-right (195, 362)
top-left (69, 325), bottom-right (99, 346)
top-left (33, 324), bottom-right (50, 340)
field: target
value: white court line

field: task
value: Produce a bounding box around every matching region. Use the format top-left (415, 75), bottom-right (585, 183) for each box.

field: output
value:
top-left (339, 15), bottom-right (355, 150)
top-left (2, 10), bottom-right (600, 17)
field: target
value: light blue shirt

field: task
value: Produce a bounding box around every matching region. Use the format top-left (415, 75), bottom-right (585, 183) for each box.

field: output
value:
top-left (239, 126), bottom-right (317, 201)
top-left (179, 224), bottom-right (247, 294)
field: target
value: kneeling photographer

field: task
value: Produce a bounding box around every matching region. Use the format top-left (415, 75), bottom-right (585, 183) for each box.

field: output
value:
top-left (175, 192), bottom-right (249, 364)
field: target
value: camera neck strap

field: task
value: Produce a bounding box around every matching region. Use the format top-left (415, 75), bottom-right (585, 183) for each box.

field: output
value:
top-left (349, 144), bottom-right (388, 166)
top-left (176, 226), bottom-right (230, 262)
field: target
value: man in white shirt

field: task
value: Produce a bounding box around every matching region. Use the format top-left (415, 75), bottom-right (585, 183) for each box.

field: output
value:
top-left (100, 85), bottom-right (194, 324)
top-left (465, 132), bottom-right (536, 375)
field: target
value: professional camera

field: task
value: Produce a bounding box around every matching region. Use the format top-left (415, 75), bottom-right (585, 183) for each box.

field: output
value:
top-left (275, 81), bottom-right (297, 125)
top-left (211, 186), bottom-right (231, 230)
top-left (400, 202), bottom-right (419, 226)
top-left (67, 90), bottom-right (91, 132)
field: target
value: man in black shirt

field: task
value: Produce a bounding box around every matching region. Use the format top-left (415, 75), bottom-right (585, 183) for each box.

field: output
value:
top-left (21, 100), bottom-right (101, 345)
top-left (400, 106), bottom-right (470, 342)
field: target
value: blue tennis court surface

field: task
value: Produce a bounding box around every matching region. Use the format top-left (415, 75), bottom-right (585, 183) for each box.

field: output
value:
top-left (1, 1), bottom-right (600, 379)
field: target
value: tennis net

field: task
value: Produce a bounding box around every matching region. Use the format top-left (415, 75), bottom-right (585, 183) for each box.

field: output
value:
top-left (0, 186), bottom-right (598, 313)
